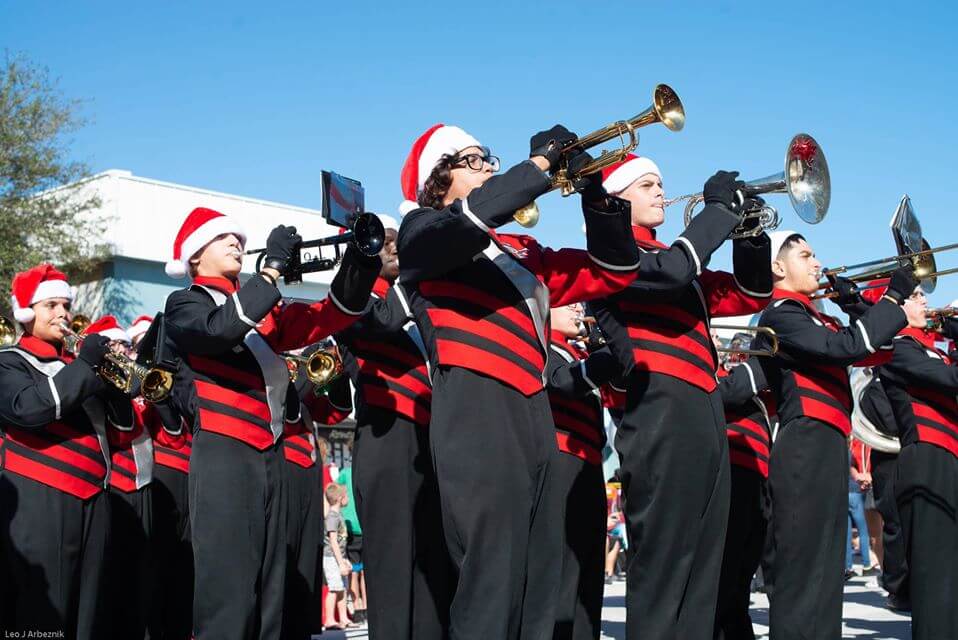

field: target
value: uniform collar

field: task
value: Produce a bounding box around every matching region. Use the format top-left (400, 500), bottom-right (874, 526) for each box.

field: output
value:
top-left (772, 288), bottom-right (840, 327)
top-left (550, 330), bottom-right (585, 359)
top-left (192, 275), bottom-right (238, 294)
top-left (632, 225), bottom-right (668, 250)
top-left (372, 277), bottom-right (392, 299)
top-left (16, 334), bottom-right (66, 360)
top-left (899, 326), bottom-right (937, 349)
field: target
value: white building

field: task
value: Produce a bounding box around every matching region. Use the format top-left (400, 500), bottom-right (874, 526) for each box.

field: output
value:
top-left (70, 169), bottom-right (345, 325)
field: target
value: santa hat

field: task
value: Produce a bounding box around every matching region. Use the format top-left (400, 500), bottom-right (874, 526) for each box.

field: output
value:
top-left (399, 123), bottom-right (482, 215)
top-left (861, 279), bottom-right (890, 305)
top-left (377, 214), bottom-right (399, 232)
top-left (9, 263), bottom-right (74, 324)
top-left (82, 315), bottom-right (131, 343)
top-left (165, 207), bottom-right (247, 279)
top-left (769, 230), bottom-right (804, 264)
top-left (601, 154), bottom-right (662, 195)
top-left (127, 315), bottom-right (153, 342)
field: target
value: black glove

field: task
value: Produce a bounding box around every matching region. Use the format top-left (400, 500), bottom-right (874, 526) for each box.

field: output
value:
top-left (566, 151), bottom-right (606, 202)
top-left (529, 125), bottom-right (577, 170)
top-left (702, 170), bottom-right (746, 214)
top-left (885, 265), bottom-right (920, 304)
top-left (825, 274), bottom-right (864, 309)
top-left (263, 225), bottom-right (302, 274)
top-left (78, 335), bottom-right (111, 368)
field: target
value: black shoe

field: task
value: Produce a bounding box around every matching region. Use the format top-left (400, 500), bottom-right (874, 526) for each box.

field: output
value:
top-left (863, 565), bottom-right (882, 577)
top-left (887, 594), bottom-right (912, 612)
top-left (844, 569), bottom-right (856, 582)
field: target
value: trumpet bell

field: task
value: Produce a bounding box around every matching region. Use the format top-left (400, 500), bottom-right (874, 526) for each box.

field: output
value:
top-left (650, 83), bottom-right (685, 132)
top-left (142, 368), bottom-right (174, 403)
top-left (305, 350), bottom-right (344, 387)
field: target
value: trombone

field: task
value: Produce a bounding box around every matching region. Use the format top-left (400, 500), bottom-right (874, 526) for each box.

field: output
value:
top-left (284, 346), bottom-right (344, 388)
top-left (712, 325), bottom-right (779, 357)
top-left (666, 133), bottom-right (830, 239)
top-left (59, 323), bottom-right (173, 402)
top-left (513, 84), bottom-right (685, 228)
top-left (812, 239), bottom-right (958, 300)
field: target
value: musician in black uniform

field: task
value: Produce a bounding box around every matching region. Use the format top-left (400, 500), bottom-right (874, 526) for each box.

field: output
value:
top-left (333, 214), bottom-right (451, 640)
top-left (590, 154), bottom-right (773, 640)
top-left (545, 303), bottom-right (621, 640)
top-left (0, 264), bottom-right (116, 639)
top-left (756, 231), bottom-right (915, 639)
top-left (162, 206), bottom-right (379, 640)
top-left (397, 122), bottom-right (645, 640)
top-left (714, 352), bottom-right (770, 640)
top-left (878, 284), bottom-right (958, 638)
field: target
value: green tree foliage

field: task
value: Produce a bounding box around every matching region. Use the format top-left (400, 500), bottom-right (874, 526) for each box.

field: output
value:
top-left (0, 53), bottom-right (105, 317)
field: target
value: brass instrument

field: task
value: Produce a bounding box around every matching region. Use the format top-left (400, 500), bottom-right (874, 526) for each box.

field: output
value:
top-left (1, 316), bottom-right (16, 347)
top-left (575, 315), bottom-right (607, 350)
top-left (513, 84), bottom-right (685, 228)
top-left (813, 239), bottom-right (958, 300)
top-left (285, 346), bottom-right (344, 387)
top-left (667, 133), bottom-right (830, 239)
top-left (712, 324), bottom-right (779, 357)
top-left (59, 323), bottom-right (173, 402)
top-left (70, 314), bottom-right (91, 334)
top-left (850, 367), bottom-right (900, 453)
top-left (926, 307), bottom-right (958, 332)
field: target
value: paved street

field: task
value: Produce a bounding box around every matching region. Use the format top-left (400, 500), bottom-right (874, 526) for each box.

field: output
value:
top-left (318, 572), bottom-right (913, 639)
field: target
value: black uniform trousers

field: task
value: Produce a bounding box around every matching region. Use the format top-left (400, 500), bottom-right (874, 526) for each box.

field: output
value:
top-left (616, 372), bottom-right (730, 640)
top-left (281, 460), bottom-right (323, 640)
top-left (430, 366), bottom-right (562, 640)
top-left (895, 442), bottom-right (958, 639)
top-left (149, 464), bottom-right (193, 640)
top-left (353, 406), bottom-right (450, 640)
top-left (106, 485), bottom-right (154, 640)
top-left (190, 430), bottom-right (287, 640)
top-left (0, 473), bottom-right (110, 640)
top-left (550, 453), bottom-right (606, 640)
top-left (767, 418), bottom-right (847, 640)
top-left (871, 449), bottom-right (908, 599)
top-left (714, 466), bottom-right (768, 640)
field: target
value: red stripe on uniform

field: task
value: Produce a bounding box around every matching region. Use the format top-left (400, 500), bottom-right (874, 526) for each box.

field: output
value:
top-left (110, 450), bottom-right (138, 475)
top-left (198, 408), bottom-right (276, 450)
top-left (729, 448), bottom-right (769, 478)
top-left (436, 339), bottom-right (543, 396)
top-left (630, 349), bottom-right (717, 392)
top-left (427, 309), bottom-right (543, 369)
top-left (913, 403), bottom-right (958, 434)
top-left (189, 355), bottom-right (265, 391)
top-left (356, 361), bottom-right (432, 397)
top-left (915, 426), bottom-right (958, 458)
top-left (726, 429), bottom-right (770, 459)
top-left (110, 473), bottom-right (138, 492)
top-left (283, 445), bottom-right (315, 468)
top-left (352, 339), bottom-right (427, 372)
top-left (45, 422), bottom-right (104, 454)
top-left (419, 281), bottom-right (539, 338)
top-left (617, 302), bottom-right (710, 342)
top-left (628, 327), bottom-right (715, 371)
top-left (154, 448), bottom-right (190, 473)
top-left (4, 430), bottom-right (107, 477)
top-left (195, 380), bottom-right (271, 422)
top-left (555, 432), bottom-right (602, 465)
top-left (2, 449), bottom-right (103, 499)
top-left (794, 374), bottom-right (850, 411)
top-left (364, 386), bottom-right (430, 425)
top-left (799, 396), bottom-right (851, 435)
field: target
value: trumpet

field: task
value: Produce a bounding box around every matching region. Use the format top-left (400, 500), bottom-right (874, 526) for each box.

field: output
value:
top-left (513, 84), bottom-right (685, 228)
top-left (926, 307), bottom-right (958, 332)
top-left (1, 316), bottom-right (16, 347)
top-left (284, 346), bottom-right (344, 388)
top-left (666, 133), bottom-right (830, 240)
top-left (246, 213), bottom-right (385, 285)
top-left (575, 315), bottom-right (607, 350)
top-left (813, 239), bottom-right (958, 300)
top-left (70, 314), bottom-right (91, 334)
top-left (712, 324), bottom-right (779, 357)
top-left (59, 323), bottom-right (173, 402)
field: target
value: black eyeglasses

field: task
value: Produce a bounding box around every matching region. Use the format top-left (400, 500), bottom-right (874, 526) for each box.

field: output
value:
top-left (455, 153), bottom-right (500, 172)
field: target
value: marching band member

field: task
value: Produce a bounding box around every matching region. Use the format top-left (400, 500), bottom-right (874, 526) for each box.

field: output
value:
top-left (333, 214), bottom-right (451, 640)
top-left (588, 154), bottom-right (773, 639)
top-left (546, 303), bottom-right (622, 640)
top-left (713, 342), bottom-right (771, 640)
top-left (396, 123), bottom-right (643, 639)
top-left (757, 231), bottom-right (915, 639)
top-left (83, 315), bottom-right (155, 640)
top-left (877, 284), bottom-right (958, 638)
top-left (162, 206), bottom-right (380, 640)
top-left (0, 264), bottom-right (115, 639)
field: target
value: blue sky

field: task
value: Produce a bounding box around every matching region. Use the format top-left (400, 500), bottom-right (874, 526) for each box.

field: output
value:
top-left (3, 1), bottom-right (957, 305)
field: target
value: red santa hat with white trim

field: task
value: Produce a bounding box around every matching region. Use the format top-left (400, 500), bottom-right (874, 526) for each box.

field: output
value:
top-left (601, 153), bottom-right (662, 195)
top-left (9, 263), bottom-right (74, 324)
top-left (82, 315), bottom-right (131, 343)
top-left (398, 123), bottom-right (482, 216)
top-left (165, 207), bottom-right (247, 279)
top-left (127, 315), bottom-right (154, 342)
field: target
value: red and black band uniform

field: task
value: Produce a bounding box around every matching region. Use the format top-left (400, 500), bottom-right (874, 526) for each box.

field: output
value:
top-left (714, 359), bottom-right (771, 640)
top-left (545, 332), bottom-right (621, 640)
top-left (879, 326), bottom-right (958, 639)
top-left (757, 289), bottom-right (905, 640)
top-left (397, 159), bottom-right (642, 640)
top-left (334, 276), bottom-right (451, 640)
top-left (589, 217), bottom-right (772, 640)
top-left (164, 246), bottom-right (379, 640)
top-left (857, 374), bottom-right (909, 602)
top-left (0, 334), bottom-right (116, 639)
